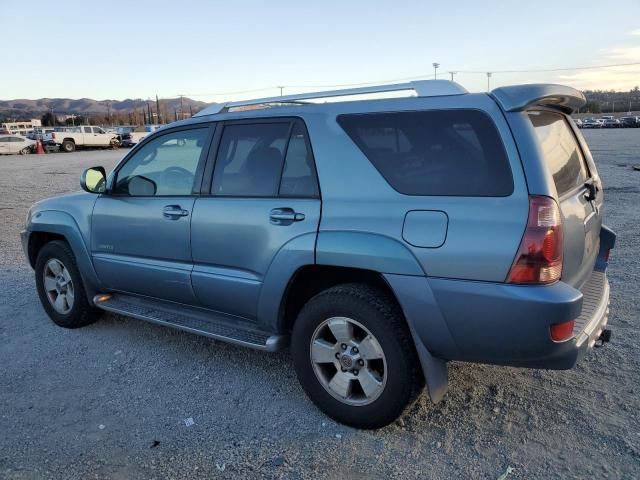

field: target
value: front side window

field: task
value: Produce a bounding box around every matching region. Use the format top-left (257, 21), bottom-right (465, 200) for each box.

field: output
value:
top-left (83, 126), bottom-right (92, 134)
top-left (338, 109), bottom-right (513, 196)
top-left (93, 127), bottom-right (104, 134)
top-left (212, 123), bottom-right (290, 196)
top-left (115, 128), bottom-right (209, 196)
top-left (528, 111), bottom-right (589, 196)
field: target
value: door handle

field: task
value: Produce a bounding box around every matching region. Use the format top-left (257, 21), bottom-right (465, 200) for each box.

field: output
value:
top-left (270, 208), bottom-right (305, 225)
top-left (163, 205), bottom-right (189, 218)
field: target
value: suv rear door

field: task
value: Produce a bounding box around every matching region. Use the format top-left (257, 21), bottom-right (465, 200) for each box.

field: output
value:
top-left (528, 110), bottom-right (602, 288)
top-left (190, 118), bottom-right (320, 320)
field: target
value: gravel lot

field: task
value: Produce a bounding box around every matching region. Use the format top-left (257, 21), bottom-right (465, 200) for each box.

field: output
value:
top-left (1, 132), bottom-right (639, 479)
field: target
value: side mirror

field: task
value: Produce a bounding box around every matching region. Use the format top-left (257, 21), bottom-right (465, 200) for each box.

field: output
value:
top-left (80, 166), bottom-right (107, 193)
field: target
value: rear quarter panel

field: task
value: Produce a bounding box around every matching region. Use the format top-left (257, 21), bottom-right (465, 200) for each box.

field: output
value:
top-left (306, 94), bottom-right (529, 282)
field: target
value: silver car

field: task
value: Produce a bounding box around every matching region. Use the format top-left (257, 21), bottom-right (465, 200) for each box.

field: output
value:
top-left (0, 134), bottom-right (36, 155)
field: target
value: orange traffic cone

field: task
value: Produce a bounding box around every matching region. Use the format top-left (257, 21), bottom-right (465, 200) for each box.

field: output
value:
top-left (35, 140), bottom-right (45, 155)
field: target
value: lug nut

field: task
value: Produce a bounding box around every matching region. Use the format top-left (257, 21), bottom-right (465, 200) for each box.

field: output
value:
top-left (341, 344), bottom-right (347, 350)
top-left (353, 369), bottom-right (359, 376)
top-left (358, 359), bottom-right (364, 366)
top-left (352, 347), bottom-right (359, 354)
top-left (335, 352), bottom-right (341, 359)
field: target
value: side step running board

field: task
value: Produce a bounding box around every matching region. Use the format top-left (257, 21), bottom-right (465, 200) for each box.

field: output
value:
top-left (93, 294), bottom-right (288, 352)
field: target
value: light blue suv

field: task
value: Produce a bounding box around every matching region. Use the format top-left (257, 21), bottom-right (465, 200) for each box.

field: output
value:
top-left (22, 80), bottom-right (615, 428)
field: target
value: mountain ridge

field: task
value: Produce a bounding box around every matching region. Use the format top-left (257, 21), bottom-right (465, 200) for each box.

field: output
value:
top-left (0, 97), bottom-right (208, 117)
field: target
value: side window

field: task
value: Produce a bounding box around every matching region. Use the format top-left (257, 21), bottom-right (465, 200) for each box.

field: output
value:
top-left (115, 128), bottom-right (209, 196)
top-left (279, 123), bottom-right (319, 197)
top-left (338, 110), bottom-right (513, 197)
top-left (83, 126), bottom-right (92, 134)
top-left (93, 127), bottom-right (104, 134)
top-left (212, 123), bottom-right (290, 196)
top-left (0, 137), bottom-right (10, 142)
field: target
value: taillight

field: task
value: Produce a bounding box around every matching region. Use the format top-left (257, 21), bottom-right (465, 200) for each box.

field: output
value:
top-left (507, 196), bottom-right (563, 284)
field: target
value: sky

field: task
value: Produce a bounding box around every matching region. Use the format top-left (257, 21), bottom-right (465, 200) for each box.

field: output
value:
top-left (3, 0), bottom-right (640, 102)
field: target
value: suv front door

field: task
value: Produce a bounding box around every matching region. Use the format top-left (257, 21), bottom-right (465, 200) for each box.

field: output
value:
top-left (190, 119), bottom-right (321, 320)
top-left (91, 125), bottom-right (214, 304)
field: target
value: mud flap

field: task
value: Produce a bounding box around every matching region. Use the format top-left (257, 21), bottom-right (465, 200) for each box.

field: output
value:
top-left (407, 322), bottom-right (448, 403)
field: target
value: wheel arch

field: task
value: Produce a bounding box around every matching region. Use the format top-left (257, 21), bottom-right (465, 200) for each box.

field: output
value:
top-left (27, 210), bottom-right (103, 302)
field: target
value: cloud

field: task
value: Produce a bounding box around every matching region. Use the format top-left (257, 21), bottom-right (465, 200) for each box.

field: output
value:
top-left (556, 44), bottom-right (640, 90)
top-left (629, 29), bottom-right (640, 36)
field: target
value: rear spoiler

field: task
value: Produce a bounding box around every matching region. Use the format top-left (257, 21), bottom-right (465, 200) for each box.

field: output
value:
top-left (491, 84), bottom-right (586, 114)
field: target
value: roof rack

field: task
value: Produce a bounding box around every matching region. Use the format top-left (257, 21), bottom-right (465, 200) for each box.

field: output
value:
top-left (195, 79), bottom-right (468, 116)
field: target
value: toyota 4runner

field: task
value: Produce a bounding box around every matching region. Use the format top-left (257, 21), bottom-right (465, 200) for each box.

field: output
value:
top-left (22, 80), bottom-right (615, 428)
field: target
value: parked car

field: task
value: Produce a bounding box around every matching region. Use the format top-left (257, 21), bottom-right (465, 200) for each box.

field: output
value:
top-left (27, 128), bottom-right (55, 141)
top-left (120, 125), bottom-right (161, 147)
top-left (0, 134), bottom-right (36, 154)
top-left (582, 118), bottom-right (601, 128)
top-left (21, 81), bottom-right (615, 429)
top-left (603, 118), bottom-right (621, 128)
top-left (572, 118), bottom-right (583, 128)
top-left (43, 125), bottom-right (120, 152)
top-left (620, 116), bottom-right (640, 128)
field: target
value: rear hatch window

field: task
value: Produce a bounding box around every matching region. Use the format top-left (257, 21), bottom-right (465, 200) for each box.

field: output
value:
top-left (528, 111), bottom-right (590, 195)
top-left (338, 110), bottom-right (513, 196)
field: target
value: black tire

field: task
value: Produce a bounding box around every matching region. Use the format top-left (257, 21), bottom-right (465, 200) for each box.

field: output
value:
top-left (291, 283), bottom-right (423, 429)
top-left (35, 240), bottom-right (101, 329)
top-left (62, 140), bottom-right (75, 153)
top-left (20, 147), bottom-right (32, 155)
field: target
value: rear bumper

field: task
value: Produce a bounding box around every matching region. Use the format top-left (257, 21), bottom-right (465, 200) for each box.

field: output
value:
top-left (386, 269), bottom-right (611, 370)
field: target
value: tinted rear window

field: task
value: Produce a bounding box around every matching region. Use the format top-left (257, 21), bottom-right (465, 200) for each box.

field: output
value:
top-left (337, 109), bottom-right (513, 196)
top-left (528, 111), bottom-right (589, 196)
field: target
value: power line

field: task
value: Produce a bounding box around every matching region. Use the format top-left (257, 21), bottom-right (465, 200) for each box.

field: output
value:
top-left (176, 61), bottom-right (640, 99)
top-left (455, 61), bottom-right (640, 74)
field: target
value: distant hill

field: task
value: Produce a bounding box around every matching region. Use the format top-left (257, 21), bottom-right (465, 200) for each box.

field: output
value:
top-left (0, 97), bottom-right (208, 118)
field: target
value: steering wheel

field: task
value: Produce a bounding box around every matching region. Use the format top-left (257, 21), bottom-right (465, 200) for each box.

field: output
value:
top-left (162, 166), bottom-right (194, 193)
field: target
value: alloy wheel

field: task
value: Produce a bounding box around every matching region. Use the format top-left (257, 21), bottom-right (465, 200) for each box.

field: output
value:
top-left (309, 317), bottom-right (387, 406)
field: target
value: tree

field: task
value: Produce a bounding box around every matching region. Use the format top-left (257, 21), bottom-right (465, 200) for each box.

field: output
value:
top-left (41, 112), bottom-right (58, 127)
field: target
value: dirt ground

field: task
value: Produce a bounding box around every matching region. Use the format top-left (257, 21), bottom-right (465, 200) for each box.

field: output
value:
top-left (0, 131), bottom-right (638, 479)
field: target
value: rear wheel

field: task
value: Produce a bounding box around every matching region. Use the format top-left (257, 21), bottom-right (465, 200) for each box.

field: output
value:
top-left (35, 240), bottom-right (101, 328)
top-left (291, 284), bottom-right (423, 429)
top-left (61, 140), bottom-right (75, 153)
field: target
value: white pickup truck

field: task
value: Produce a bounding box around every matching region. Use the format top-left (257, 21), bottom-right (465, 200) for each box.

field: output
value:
top-left (43, 126), bottom-right (120, 152)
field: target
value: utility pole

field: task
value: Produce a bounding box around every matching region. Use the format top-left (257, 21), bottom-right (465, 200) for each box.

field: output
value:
top-left (486, 72), bottom-right (492, 91)
top-left (432, 63), bottom-right (440, 80)
top-left (449, 71), bottom-right (456, 81)
top-left (277, 86), bottom-right (284, 96)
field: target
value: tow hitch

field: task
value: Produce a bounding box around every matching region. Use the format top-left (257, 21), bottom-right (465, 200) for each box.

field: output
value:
top-left (594, 328), bottom-right (612, 348)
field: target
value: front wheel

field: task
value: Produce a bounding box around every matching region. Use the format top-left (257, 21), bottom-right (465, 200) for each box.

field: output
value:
top-left (35, 240), bottom-right (101, 328)
top-left (291, 284), bottom-right (423, 429)
top-left (20, 147), bottom-right (32, 155)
